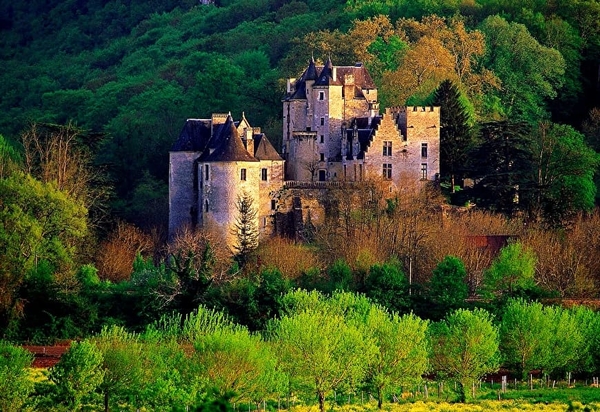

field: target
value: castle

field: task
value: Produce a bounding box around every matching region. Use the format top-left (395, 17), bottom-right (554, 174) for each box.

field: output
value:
top-left (169, 58), bottom-right (440, 249)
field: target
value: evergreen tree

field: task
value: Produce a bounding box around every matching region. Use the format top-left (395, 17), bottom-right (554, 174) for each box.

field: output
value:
top-left (232, 191), bottom-right (259, 267)
top-left (433, 80), bottom-right (475, 193)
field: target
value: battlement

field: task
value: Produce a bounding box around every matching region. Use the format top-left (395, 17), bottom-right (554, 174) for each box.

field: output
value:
top-left (386, 106), bottom-right (440, 114)
top-left (211, 113), bottom-right (229, 124)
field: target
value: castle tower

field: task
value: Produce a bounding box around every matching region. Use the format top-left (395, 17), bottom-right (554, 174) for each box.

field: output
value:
top-left (283, 58), bottom-right (378, 182)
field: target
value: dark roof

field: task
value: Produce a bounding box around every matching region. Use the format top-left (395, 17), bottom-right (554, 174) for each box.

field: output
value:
top-left (314, 57), bottom-right (334, 86)
top-left (202, 116), bottom-right (259, 162)
top-left (254, 134), bottom-right (283, 161)
top-left (345, 117), bottom-right (381, 160)
top-left (171, 119), bottom-right (212, 151)
top-left (285, 59), bottom-right (378, 100)
top-left (305, 57), bottom-right (318, 81)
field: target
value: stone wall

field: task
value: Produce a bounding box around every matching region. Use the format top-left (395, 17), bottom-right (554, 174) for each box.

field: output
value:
top-left (168, 151), bottom-right (199, 238)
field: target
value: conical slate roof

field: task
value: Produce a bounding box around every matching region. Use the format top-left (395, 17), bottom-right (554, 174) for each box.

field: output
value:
top-left (314, 56), bottom-right (334, 86)
top-left (202, 116), bottom-right (259, 162)
top-left (254, 134), bottom-right (283, 161)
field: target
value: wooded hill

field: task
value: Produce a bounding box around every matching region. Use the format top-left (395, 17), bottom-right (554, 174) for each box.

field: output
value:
top-left (1, 0), bottom-right (600, 226)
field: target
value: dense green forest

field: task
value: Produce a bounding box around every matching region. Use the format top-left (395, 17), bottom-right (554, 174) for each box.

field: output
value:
top-left (1, 0), bottom-right (600, 346)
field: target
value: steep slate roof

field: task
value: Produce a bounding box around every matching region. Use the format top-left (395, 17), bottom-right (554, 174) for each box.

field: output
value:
top-left (314, 56), bottom-right (334, 86)
top-left (284, 59), bottom-right (378, 100)
top-left (171, 119), bottom-right (212, 151)
top-left (202, 116), bottom-right (259, 162)
top-left (345, 117), bottom-right (381, 160)
top-left (254, 134), bottom-right (283, 161)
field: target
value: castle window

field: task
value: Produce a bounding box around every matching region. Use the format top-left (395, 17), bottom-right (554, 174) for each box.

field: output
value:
top-left (421, 163), bottom-right (428, 180)
top-left (319, 91), bottom-right (324, 100)
top-left (383, 141), bottom-right (392, 156)
top-left (271, 199), bottom-right (276, 210)
top-left (240, 168), bottom-right (247, 181)
top-left (261, 168), bottom-right (267, 181)
top-left (204, 200), bottom-right (209, 213)
top-left (320, 135), bottom-right (324, 143)
top-left (205, 164), bottom-right (210, 181)
top-left (383, 163), bottom-right (392, 180)
top-left (263, 217), bottom-right (267, 228)
top-left (421, 143), bottom-right (428, 158)
top-left (320, 153), bottom-right (325, 162)
top-left (320, 117), bottom-right (325, 126)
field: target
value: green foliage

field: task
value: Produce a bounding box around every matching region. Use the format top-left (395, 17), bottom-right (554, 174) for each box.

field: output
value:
top-left (365, 308), bottom-right (429, 408)
top-left (529, 122), bottom-right (599, 225)
top-left (430, 308), bottom-right (500, 402)
top-left (427, 256), bottom-right (468, 318)
top-left (482, 242), bottom-right (537, 298)
top-left (0, 341), bottom-right (34, 412)
top-left (326, 258), bottom-right (354, 292)
top-left (194, 325), bottom-right (284, 403)
top-left (479, 15), bottom-right (566, 122)
top-left (364, 259), bottom-right (410, 314)
top-left (49, 340), bottom-right (105, 410)
top-left (432, 80), bottom-right (476, 193)
top-left (232, 191), bottom-right (259, 267)
top-left (93, 325), bottom-right (144, 410)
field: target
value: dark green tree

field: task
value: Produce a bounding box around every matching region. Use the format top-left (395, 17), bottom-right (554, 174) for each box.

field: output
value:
top-left (432, 80), bottom-right (476, 193)
top-left (468, 121), bottom-right (533, 215)
top-left (364, 259), bottom-right (411, 314)
top-left (427, 256), bottom-right (468, 319)
top-left (232, 191), bottom-right (259, 267)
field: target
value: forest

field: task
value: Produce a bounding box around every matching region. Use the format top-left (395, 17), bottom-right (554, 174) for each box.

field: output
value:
top-left (1, 0), bottom-right (600, 409)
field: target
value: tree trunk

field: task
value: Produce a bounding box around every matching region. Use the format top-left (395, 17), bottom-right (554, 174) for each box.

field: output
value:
top-left (377, 387), bottom-right (383, 409)
top-left (318, 391), bottom-right (325, 412)
top-left (104, 390), bottom-right (109, 412)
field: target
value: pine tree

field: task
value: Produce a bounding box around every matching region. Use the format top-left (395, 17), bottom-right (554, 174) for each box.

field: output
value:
top-left (232, 191), bottom-right (259, 266)
top-left (433, 80), bottom-right (475, 193)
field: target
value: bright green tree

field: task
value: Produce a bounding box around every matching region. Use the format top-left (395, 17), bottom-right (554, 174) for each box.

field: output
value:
top-left (49, 340), bottom-right (105, 411)
top-left (194, 325), bottom-right (284, 404)
top-left (0, 341), bottom-right (34, 412)
top-left (500, 299), bottom-right (551, 379)
top-left (93, 326), bottom-right (144, 412)
top-left (271, 292), bottom-right (376, 412)
top-left (482, 242), bottom-right (536, 297)
top-left (479, 15), bottom-right (566, 122)
top-left (430, 308), bottom-right (500, 402)
top-left (365, 308), bottom-right (429, 408)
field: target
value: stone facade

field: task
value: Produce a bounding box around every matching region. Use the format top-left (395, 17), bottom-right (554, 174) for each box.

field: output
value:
top-left (282, 58), bottom-right (439, 188)
top-left (168, 58), bottom-right (441, 248)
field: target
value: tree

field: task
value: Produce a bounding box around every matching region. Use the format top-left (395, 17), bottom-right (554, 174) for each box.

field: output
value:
top-left (20, 122), bottom-right (108, 221)
top-left (469, 121), bottom-right (533, 215)
top-left (365, 308), bottom-right (429, 408)
top-left (429, 308), bottom-right (500, 402)
top-left (194, 325), bottom-right (284, 404)
top-left (0, 172), bottom-right (87, 328)
top-left (500, 299), bottom-right (583, 379)
top-left (364, 259), bottom-right (410, 314)
top-left (49, 340), bottom-right (105, 411)
top-left (482, 242), bottom-right (537, 298)
top-left (93, 326), bottom-right (144, 412)
top-left (428, 255), bottom-right (468, 318)
top-left (0, 134), bottom-right (22, 179)
top-left (232, 191), bottom-right (259, 267)
top-left (529, 122), bottom-right (599, 225)
top-left (271, 291), bottom-right (376, 412)
top-left (479, 15), bottom-right (566, 122)
top-left (0, 341), bottom-right (34, 412)
top-left (433, 80), bottom-right (476, 192)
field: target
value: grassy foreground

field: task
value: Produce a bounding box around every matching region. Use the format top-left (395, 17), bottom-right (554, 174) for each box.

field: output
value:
top-left (290, 400), bottom-right (600, 412)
